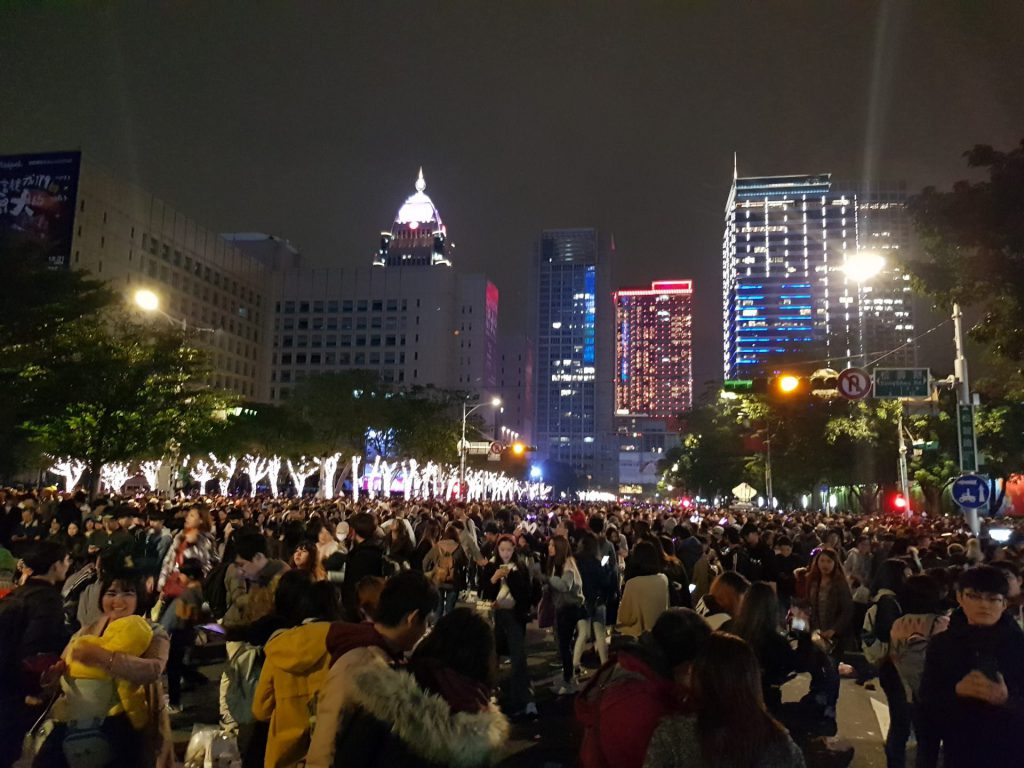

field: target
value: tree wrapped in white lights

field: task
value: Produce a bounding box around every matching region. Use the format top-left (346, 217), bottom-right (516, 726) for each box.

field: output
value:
top-left (190, 459), bottom-right (215, 495)
top-left (351, 456), bottom-right (362, 502)
top-left (99, 462), bottom-right (132, 494)
top-left (49, 457), bottom-right (87, 493)
top-left (241, 454), bottom-right (269, 498)
top-left (319, 452), bottom-right (343, 499)
top-left (364, 456), bottom-right (382, 499)
top-left (139, 459), bottom-right (163, 491)
top-left (209, 454), bottom-right (238, 496)
top-left (287, 456), bottom-right (321, 497)
top-left (266, 455), bottom-right (282, 498)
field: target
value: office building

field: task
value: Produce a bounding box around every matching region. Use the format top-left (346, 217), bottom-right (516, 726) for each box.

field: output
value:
top-left (267, 170), bottom-right (499, 402)
top-left (614, 280), bottom-right (694, 419)
top-left (532, 228), bottom-right (616, 487)
top-left (722, 163), bottom-right (919, 381)
top-left (0, 151), bottom-right (273, 400)
top-left (616, 415), bottom-right (680, 496)
top-left (498, 334), bottom-right (534, 445)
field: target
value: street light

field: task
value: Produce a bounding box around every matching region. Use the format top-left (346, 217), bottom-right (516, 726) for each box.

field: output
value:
top-left (843, 250), bottom-right (886, 283)
top-left (777, 375), bottom-right (801, 394)
top-left (133, 287), bottom-right (217, 333)
top-left (459, 396), bottom-right (501, 498)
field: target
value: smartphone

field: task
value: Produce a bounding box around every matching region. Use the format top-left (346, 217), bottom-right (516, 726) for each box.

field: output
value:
top-left (601, 555), bottom-right (610, 567)
top-left (688, 583), bottom-right (696, 594)
top-left (791, 617), bottom-right (808, 633)
top-left (977, 654), bottom-right (1001, 682)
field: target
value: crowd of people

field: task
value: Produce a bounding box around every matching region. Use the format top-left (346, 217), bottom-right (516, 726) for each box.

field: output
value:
top-left (1, 485), bottom-right (1023, 768)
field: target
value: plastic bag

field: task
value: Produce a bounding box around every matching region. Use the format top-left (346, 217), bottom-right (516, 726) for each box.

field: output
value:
top-left (184, 725), bottom-right (241, 768)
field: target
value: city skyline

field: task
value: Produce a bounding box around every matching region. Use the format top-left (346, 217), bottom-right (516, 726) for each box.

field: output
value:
top-left (3, 3), bottom-right (1022, 386)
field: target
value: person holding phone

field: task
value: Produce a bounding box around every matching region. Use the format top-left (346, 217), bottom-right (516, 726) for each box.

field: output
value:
top-left (918, 565), bottom-right (1024, 768)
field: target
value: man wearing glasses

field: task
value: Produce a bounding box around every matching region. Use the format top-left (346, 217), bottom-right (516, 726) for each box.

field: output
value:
top-left (919, 565), bottom-right (1024, 768)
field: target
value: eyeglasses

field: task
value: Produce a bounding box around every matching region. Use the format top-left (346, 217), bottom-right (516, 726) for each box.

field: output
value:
top-left (962, 590), bottom-right (1006, 605)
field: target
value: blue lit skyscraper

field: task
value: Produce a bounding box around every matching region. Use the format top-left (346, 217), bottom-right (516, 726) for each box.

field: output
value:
top-left (532, 229), bottom-right (615, 486)
top-left (723, 170), bottom-right (858, 379)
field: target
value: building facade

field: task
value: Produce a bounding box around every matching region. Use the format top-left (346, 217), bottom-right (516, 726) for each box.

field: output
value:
top-left (532, 228), bottom-right (616, 487)
top-left (266, 171), bottom-right (500, 403)
top-left (723, 171), bottom-right (879, 379)
top-left (614, 280), bottom-right (694, 420)
top-left (66, 158), bottom-right (272, 400)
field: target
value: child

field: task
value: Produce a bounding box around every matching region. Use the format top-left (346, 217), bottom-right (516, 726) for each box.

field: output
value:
top-left (159, 557), bottom-right (206, 712)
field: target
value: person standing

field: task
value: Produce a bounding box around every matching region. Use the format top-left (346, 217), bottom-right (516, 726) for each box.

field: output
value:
top-left (0, 541), bottom-right (71, 767)
top-left (546, 534), bottom-right (584, 695)
top-left (918, 566), bottom-right (1024, 768)
top-left (617, 541), bottom-right (670, 638)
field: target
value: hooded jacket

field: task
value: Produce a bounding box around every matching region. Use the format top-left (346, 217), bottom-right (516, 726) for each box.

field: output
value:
top-left (305, 622), bottom-right (404, 768)
top-left (332, 664), bottom-right (509, 768)
top-left (575, 640), bottom-right (681, 768)
top-left (253, 621), bottom-right (333, 768)
top-left (919, 610), bottom-right (1024, 768)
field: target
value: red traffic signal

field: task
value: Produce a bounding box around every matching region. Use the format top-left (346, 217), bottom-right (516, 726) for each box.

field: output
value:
top-left (891, 493), bottom-right (908, 512)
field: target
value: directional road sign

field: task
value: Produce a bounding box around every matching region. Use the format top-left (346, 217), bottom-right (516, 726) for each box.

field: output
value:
top-left (873, 368), bottom-right (932, 399)
top-left (957, 404), bottom-right (979, 473)
top-left (952, 474), bottom-right (990, 510)
top-left (837, 367), bottom-right (872, 400)
top-left (732, 482), bottom-right (757, 503)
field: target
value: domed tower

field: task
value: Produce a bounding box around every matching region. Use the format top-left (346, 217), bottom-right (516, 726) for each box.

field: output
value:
top-left (373, 168), bottom-right (453, 267)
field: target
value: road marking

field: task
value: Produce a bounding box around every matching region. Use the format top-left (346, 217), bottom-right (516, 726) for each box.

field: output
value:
top-left (870, 696), bottom-right (890, 739)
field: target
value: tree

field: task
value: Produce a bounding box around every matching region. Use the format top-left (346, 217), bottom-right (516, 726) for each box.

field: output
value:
top-left (23, 317), bottom-right (230, 495)
top-left (908, 140), bottom-right (1024, 363)
top-left (285, 370), bottom-right (392, 456)
top-left (0, 240), bottom-right (114, 477)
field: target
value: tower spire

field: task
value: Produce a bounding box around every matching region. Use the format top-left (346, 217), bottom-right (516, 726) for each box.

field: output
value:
top-left (415, 166), bottom-right (426, 193)
top-left (733, 152), bottom-right (738, 180)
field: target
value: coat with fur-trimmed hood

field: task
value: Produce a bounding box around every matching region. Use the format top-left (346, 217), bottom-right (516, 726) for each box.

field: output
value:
top-left (332, 663), bottom-right (509, 768)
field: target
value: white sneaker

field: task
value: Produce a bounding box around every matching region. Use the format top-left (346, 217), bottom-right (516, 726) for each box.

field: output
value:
top-left (556, 680), bottom-right (579, 696)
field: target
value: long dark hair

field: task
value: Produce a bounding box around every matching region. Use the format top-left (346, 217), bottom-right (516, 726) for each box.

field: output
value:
top-left (732, 581), bottom-right (782, 651)
top-left (411, 606), bottom-right (496, 688)
top-left (694, 632), bottom-right (788, 768)
top-left (548, 534), bottom-right (572, 577)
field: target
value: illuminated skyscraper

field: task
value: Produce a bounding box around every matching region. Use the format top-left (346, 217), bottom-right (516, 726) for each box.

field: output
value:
top-left (373, 168), bottom-right (452, 268)
top-left (614, 280), bottom-right (694, 419)
top-left (722, 171), bottom-right (858, 379)
top-left (532, 229), bottom-right (615, 485)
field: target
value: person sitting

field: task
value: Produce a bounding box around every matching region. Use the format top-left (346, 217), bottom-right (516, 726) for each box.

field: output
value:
top-left (577, 608), bottom-right (710, 768)
top-left (694, 571), bottom-right (749, 631)
top-left (332, 607), bottom-right (509, 767)
top-left (643, 631), bottom-right (805, 768)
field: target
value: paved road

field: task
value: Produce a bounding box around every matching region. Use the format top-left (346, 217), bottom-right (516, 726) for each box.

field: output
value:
top-left (175, 626), bottom-right (897, 767)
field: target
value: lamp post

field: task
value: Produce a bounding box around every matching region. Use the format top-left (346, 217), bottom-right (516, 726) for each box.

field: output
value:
top-left (133, 288), bottom-right (217, 333)
top-left (460, 396), bottom-right (501, 498)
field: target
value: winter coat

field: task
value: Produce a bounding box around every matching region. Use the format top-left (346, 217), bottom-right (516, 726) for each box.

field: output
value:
top-left (548, 559), bottom-right (584, 612)
top-left (480, 560), bottom-right (532, 624)
top-left (0, 577), bottom-right (67, 700)
top-left (918, 610), bottom-right (1024, 768)
top-left (575, 640), bottom-right (681, 768)
top-left (807, 576), bottom-right (854, 638)
top-left (578, 555), bottom-right (615, 612)
top-left (643, 715), bottom-right (805, 768)
top-left (342, 541), bottom-right (389, 617)
top-left (332, 663), bottom-right (509, 768)
top-left (305, 622), bottom-right (403, 768)
top-left (222, 558), bottom-right (289, 631)
top-left (253, 621), bottom-right (333, 768)
top-left (694, 594), bottom-right (734, 632)
top-left (157, 530), bottom-right (218, 590)
top-left (617, 574), bottom-right (669, 638)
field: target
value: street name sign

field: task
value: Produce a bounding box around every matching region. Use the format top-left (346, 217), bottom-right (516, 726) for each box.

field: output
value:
top-left (873, 368), bottom-right (931, 399)
top-left (957, 404), bottom-right (979, 473)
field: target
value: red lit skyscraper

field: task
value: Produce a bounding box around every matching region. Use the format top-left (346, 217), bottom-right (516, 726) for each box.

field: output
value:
top-left (614, 280), bottom-right (694, 420)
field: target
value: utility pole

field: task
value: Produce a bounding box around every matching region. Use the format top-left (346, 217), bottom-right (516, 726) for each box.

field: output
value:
top-left (897, 404), bottom-right (910, 513)
top-left (952, 302), bottom-right (980, 534)
top-left (764, 428), bottom-right (773, 509)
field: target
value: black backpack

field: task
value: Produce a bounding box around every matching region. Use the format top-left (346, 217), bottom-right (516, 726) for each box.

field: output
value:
top-left (203, 560), bottom-right (231, 620)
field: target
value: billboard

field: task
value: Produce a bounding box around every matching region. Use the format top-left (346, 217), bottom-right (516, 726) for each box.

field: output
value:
top-left (0, 151), bottom-right (81, 269)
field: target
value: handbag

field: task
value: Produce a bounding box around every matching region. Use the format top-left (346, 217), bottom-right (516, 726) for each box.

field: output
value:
top-left (537, 588), bottom-right (555, 629)
top-left (15, 695), bottom-right (58, 768)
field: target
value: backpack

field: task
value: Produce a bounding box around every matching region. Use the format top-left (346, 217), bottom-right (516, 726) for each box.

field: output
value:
top-left (224, 642), bottom-right (265, 727)
top-left (891, 614), bottom-right (941, 701)
top-left (202, 560), bottom-right (231, 620)
top-left (861, 592), bottom-right (900, 666)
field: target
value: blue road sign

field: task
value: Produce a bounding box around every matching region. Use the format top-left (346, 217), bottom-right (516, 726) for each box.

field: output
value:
top-left (952, 474), bottom-right (990, 510)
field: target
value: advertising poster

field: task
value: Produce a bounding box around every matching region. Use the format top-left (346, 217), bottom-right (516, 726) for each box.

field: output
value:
top-left (0, 150), bottom-right (81, 269)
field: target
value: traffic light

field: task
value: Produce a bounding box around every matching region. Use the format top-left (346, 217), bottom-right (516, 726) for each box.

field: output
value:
top-left (768, 374), bottom-right (810, 398)
top-left (508, 442), bottom-right (537, 455)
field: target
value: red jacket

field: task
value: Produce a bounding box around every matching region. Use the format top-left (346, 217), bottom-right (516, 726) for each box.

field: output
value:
top-left (575, 644), bottom-right (681, 768)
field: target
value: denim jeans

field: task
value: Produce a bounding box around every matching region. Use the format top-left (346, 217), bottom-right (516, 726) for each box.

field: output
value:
top-left (555, 605), bottom-right (579, 683)
top-left (438, 587), bottom-right (458, 617)
top-left (494, 608), bottom-right (531, 712)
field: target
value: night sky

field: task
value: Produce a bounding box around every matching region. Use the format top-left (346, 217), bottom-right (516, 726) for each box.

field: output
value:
top-left (3, 1), bottom-right (1023, 387)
